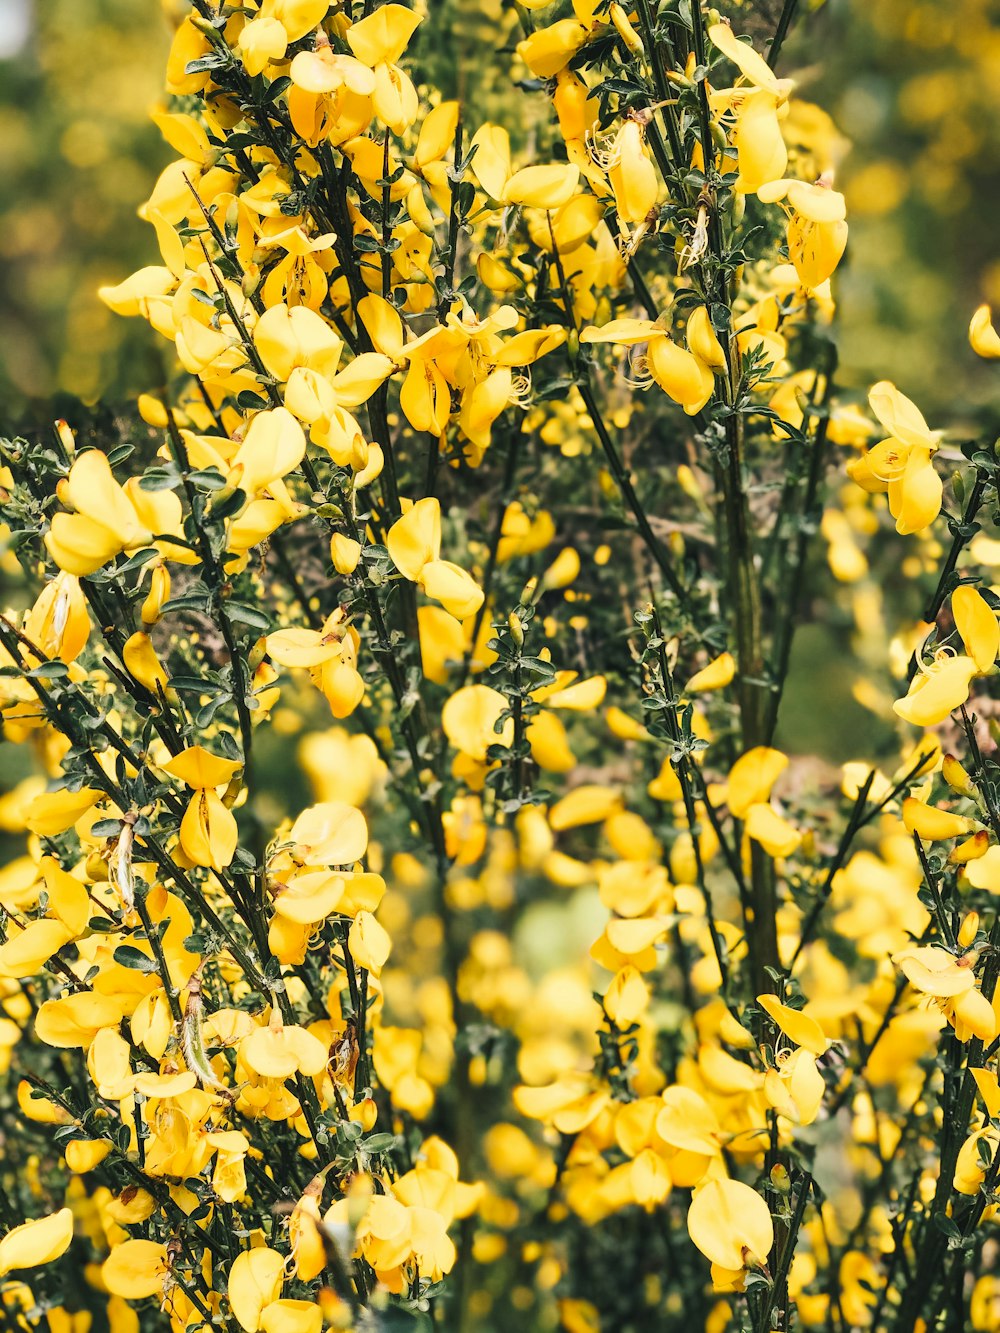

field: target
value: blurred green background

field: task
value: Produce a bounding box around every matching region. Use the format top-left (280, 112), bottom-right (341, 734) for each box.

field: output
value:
top-left (0, 0), bottom-right (169, 424)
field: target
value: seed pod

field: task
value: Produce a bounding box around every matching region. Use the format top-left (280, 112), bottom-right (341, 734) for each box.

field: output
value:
top-left (181, 967), bottom-right (235, 1099)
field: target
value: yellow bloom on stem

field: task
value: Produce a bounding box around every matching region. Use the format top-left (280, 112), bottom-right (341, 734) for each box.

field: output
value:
top-left (687, 1177), bottom-right (774, 1270)
top-left (241, 1018), bottom-right (328, 1080)
top-left (902, 797), bottom-right (976, 841)
top-left (686, 652), bottom-right (735, 693)
top-left (23, 574), bottom-right (90, 662)
top-left (0, 919), bottom-right (75, 980)
top-left (102, 1238), bottom-right (170, 1300)
top-left (348, 910), bottom-right (392, 974)
top-left (726, 746), bottom-right (788, 818)
top-left (850, 381), bottom-right (942, 535)
top-left (238, 0), bottom-right (330, 75)
top-left (758, 177), bottom-right (849, 289)
top-left (44, 450), bottom-right (154, 576)
top-left (288, 800), bottom-right (368, 867)
top-left (387, 498), bottom-right (483, 618)
top-left (745, 803), bottom-right (801, 858)
top-left (580, 319), bottom-right (715, 415)
top-left (442, 685), bottom-right (513, 763)
top-left (707, 22), bottom-right (794, 193)
top-left (267, 611), bottom-right (366, 718)
top-left (163, 746), bottom-right (242, 871)
top-left (894, 586), bottom-right (998, 726)
top-left (179, 789), bottom-right (239, 871)
top-left (757, 995), bottom-right (828, 1056)
top-left (227, 1246), bottom-right (286, 1332)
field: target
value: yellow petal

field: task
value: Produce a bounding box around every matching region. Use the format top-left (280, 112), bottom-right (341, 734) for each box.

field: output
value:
top-left (266, 628), bottom-right (338, 669)
top-left (953, 585), bottom-right (999, 673)
top-left (745, 803), bottom-right (801, 857)
top-left (686, 306), bottom-right (728, 372)
top-left (358, 293), bottom-right (406, 360)
top-left (34, 992), bottom-right (126, 1048)
top-left (230, 408), bottom-right (307, 497)
top-left (708, 22), bottom-right (781, 93)
top-left (387, 497), bottom-right (441, 581)
top-left (756, 995), bottom-right (827, 1055)
top-left (687, 1178), bottom-right (774, 1270)
top-left (888, 448), bottom-right (942, 535)
top-left (549, 784), bottom-right (622, 830)
top-left (469, 124), bottom-right (512, 201)
top-left (346, 3), bottom-right (422, 66)
top-left (647, 337), bottom-right (715, 413)
top-left (442, 685), bottom-right (512, 762)
top-left (503, 163), bottom-right (580, 211)
top-left (727, 747), bottom-right (787, 819)
top-left (259, 1300), bottom-right (323, 1333)
top-left (102, 1239), bottom-right (169, 1300)
top-left (902, 797), bottom-right (975, 841)
top-left (348, 911), bottom-right (392, 974)
top-left (25, 787), bottom-right (103, 837)
top-left (179, 789), bottom-right (238, 871)
top-left (969, 305), bottom-right (1000, 359)
top-left (227, 1247), bottom-right (285, 1332)
top-left (516, 20), bottom-right (588, 79)
top-left (0, 919), bottom-right (74, 979)
top-left (686, 652), bottom-right (735, 693)
top-left (162, 745), bottom-right (242, 790)
top-left (0, 1208), bottom-right (74, 1276)
top-left (893, 656), bottom-right (977, 728)
top-left (419, 559), bottom-right (484, 619)
top-left (289, 802), bottom-right (369, 865)
top-left (867, 381), bottom-right (934, 451)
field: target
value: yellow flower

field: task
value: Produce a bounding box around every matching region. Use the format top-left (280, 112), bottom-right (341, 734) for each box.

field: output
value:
top-left (850, 381), bottom-right (942, 535)
top-left (758, 177), bottom-right (849, 289)
top-left (44, 450), bottom-right (154, 576)
top-left (227, 1247), bottom-right (285, 1332)
top-left (708, 22), bottom-right (794, 193)
top-left (894, 586), bottom-right (999, 726)
top-left (0, 1208), bottom-right (74, 1276)
top-left (387, 498), bottom-right (483, 619)
top-left (580, 319), bottom-right (715, 415)
top-left (969, 305), bottom-right (1000, 359)
top-left (348, 910), bottom-right (392, 974)
top-left (102, 1239), bottom-right (170, 1300)
top-left (687, 1178), bottom-right (774, 1270)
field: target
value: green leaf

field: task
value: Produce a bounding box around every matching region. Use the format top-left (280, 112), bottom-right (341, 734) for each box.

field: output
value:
top-left (226, 602), bottom-right (270, 631)
top-left (113, 946), bottom-right (159, 974)
top-left (138, 466), bottom-right (182, 492)
top-left (161, 593), bottom-right (211, 615)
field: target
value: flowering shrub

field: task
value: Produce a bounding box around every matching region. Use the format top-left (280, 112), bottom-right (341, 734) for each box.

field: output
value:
top-left (2, 1), bottom-right (1000, 1330)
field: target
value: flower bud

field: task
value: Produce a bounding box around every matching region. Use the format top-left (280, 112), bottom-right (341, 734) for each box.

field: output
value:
top-left (141, 563), bottom-right (171, 628)
top-left (610, 4), bottom-right (644, 54)
top-left (950, 830), bottom-right (989, 864)
top-left (902, 796), bottom-right (975, 841)
top-left (958, 912), bottom-right (981, 948)
top-left (54, 420), bottom-right (76, 459)
top-left (330, 534), bottom-right (362, 576)
top-left (943, 753), bottom-right (977, 798)
top-left (769, 1163), bottom-right (791, 1195)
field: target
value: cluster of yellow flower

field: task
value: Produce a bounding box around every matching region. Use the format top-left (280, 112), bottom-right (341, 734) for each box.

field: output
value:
top-left (3, 0), bottom-right (1000, 1329)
